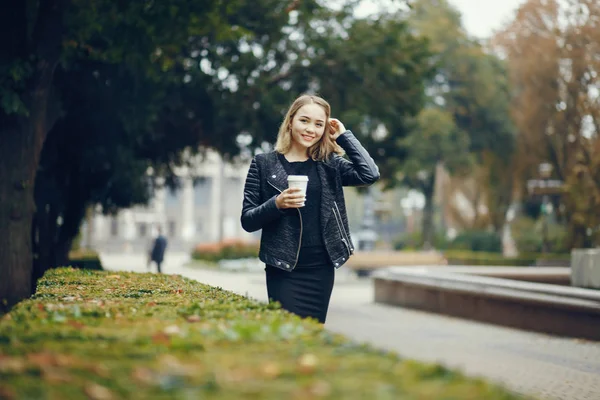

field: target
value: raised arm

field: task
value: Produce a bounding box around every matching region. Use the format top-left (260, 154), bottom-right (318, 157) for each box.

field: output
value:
top-left (335, 130), bottom-right (380, 187)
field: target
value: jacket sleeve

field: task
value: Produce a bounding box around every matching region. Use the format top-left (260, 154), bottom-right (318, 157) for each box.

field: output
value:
top-left (334, 130), bottom-right (380, 187)
top-left (240, 156), bottom-right (285, 233)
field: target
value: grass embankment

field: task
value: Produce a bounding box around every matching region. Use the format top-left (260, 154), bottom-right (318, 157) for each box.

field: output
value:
top-left (0, 268), bottom-right (526, 400)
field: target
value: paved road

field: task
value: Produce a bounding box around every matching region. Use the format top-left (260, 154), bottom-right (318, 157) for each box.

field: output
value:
top-left (101, 252), bottom-right (600, 400)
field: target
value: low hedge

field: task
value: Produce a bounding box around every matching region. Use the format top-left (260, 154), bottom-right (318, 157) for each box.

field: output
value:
top-left (445, 250), bottom-right (570, 266)
top-left (67, 249), bottom-right (103, 271)
top-left (191, 239), bottom-right (259, 263)
top-left (0, 268), bottom-right (524, 399)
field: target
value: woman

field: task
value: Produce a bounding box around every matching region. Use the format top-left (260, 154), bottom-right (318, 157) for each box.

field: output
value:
top-left (240, 94), bottom-right (379, 324)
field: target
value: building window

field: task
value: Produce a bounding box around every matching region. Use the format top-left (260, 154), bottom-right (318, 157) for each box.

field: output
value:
top-left (138, 222), bottom-right (148, 237)
top-left (168, 220), bottom-right (176, 237)
top-left (110, 218), bottom-right (119, 237)
top-left (194, 177), bottom-right (212, 207)
top-left (165, 189), bottom-right (179, 208)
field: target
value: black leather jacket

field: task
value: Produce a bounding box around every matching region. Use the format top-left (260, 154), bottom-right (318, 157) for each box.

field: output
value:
top-left (241, 131), bottom-right (379, 271)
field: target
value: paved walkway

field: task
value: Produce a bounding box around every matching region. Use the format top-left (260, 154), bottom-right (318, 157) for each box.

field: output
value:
top-left (101, 252), bottom-right (600, 400)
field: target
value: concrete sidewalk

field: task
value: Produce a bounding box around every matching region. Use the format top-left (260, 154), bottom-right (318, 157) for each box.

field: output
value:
top-left (101, 252), bottom-right (600, 400)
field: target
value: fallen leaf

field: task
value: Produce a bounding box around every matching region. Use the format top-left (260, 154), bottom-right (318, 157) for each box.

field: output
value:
top-left (0, 385), bottom-right (15, 400)
top-left (146, 301), bottom-right (157, 307)
top-left (186, 315), bottom-right (201, 323)
top-left (42, 367), bottom-right (73, 383)
top-left (163, 325), bottom-right (181, 336)
top-left (0, 357), bottom-right (26, 373)
top-left (309, 380), bottom-right (331, 397)
top-left (261, 362), bottom-right (281, 379)
top-left (132, 367), bottom-right (155, 384)
top-left (106, 275), bottom-right (121, 280)
top-left (84, 383), bottom-right (114, 400)
top-left (68, 320), bottom-right (85, 330)
top-left (152, 332), bottom-right (170, 346)
top-left (297, 353), bottom-right (318, 375)
top-left (27, 352), bottom-right (57, 367)
top-left (62, 296), bottom-right (77, 302)
top-left (88, 364), bottom-right (110, 378)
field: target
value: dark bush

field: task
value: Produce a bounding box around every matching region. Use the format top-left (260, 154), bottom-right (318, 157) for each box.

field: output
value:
top-left (448, 230), bottom-right (503, 253)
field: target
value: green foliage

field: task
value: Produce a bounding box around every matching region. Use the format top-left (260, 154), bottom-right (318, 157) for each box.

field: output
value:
top-left (449, 230), bottom-right (503, 253)
top-left (0, 268), bottom-right (525, 399)
top-left (0, 61), bottom-right (33, 116)
top-left (296, 10), bottom-right (434, 190)
top-left (510, 217), bottom-right (569, 254)
top-left (393, 231), bottom-right (449, 251)
top-left (402, 108), bottom-right (471, 188)
top-left (23, 0), bottom-right (432, 263)
top-left (191, 240), bottom-right (259, 263)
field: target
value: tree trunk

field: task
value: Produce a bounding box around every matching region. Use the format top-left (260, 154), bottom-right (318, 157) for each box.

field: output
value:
top-left (421, 177), bottom-right (436, 250)
top-left (0, 0), bottom-right (67, 312)
top-left (31, 204), bottom-right (59, 294)
top-left (0, 121), bottom-right (40, 311)
top-left (55, 237), bottom-right (73, 268)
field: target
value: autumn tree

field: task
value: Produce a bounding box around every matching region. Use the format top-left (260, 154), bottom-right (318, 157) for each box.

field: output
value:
top-left (495, 0), bottom-right (600, 247)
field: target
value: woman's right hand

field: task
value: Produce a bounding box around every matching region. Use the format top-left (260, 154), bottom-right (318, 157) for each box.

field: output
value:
top-left (276, 187), bottom-right (306, 209)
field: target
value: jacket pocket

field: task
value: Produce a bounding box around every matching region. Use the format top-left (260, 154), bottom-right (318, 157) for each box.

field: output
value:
top-left (332, 203), bottom-right (352, 257)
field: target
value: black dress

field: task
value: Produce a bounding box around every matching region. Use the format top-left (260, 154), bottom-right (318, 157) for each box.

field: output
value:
top-left (265, 154), bottom-right (335, 324)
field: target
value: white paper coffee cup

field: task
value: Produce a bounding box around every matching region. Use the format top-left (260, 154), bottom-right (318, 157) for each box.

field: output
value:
top-left (287, 175), bottom-right (308, 207)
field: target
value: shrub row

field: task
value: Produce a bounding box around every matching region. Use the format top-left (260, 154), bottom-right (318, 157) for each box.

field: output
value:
top-left (191, 239), bottom-right (259, 263)
top-left (445, 250), bottom-right (570, 266)
top-left (394, 230), bottom-right (503, 253)
top-left (0, 268), bottom-right (524, 399)
top-left (67, 249), bottom-right (103, 271)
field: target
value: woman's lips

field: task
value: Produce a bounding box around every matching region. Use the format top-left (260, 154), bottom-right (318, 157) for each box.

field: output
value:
top-left (301, 134), bottom-right (315, 141)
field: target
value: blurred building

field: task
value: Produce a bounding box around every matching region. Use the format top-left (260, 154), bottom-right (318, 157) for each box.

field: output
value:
top-left (83, 150), bottom-right (256, 253)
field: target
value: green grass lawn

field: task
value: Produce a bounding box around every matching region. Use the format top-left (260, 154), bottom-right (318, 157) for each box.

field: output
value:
top-left (0, 268), bottom-right (528, 399)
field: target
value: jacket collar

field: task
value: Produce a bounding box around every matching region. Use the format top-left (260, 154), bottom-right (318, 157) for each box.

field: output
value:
top-left (265, 152), bottom-right (288, 192)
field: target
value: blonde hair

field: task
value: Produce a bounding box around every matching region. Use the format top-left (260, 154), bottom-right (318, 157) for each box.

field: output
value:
top-left (274, 94), bottom-right (344, 161)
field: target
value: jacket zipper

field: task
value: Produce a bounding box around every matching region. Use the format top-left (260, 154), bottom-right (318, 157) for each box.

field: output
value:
top-left (332, 205), bottom-right (351, 257)
top-left (334, 201), bottom-right (353, 254)
top-left (268, 181), bottom-right (303, 268)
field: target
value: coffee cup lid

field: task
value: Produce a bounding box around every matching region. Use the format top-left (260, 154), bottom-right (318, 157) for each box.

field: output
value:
top-left (287, 175), bottom-right (309, 181)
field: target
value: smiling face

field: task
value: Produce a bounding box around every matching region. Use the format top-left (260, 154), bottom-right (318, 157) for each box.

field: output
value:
top-left (289, 103), bottom-right (327, 152)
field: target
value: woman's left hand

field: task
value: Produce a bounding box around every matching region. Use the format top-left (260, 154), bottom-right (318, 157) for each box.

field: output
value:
top-left (328, 118), bottom-right (346, 140)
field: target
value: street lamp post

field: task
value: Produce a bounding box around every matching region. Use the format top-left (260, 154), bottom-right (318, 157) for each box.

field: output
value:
top-left (538, 162), bottom-right (553, 254)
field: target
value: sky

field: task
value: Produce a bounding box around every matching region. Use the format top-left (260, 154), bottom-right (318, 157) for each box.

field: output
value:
top-left (447, 0), bottom-right (525, 38)
top-left (354, 0), bottom-right (526, 39)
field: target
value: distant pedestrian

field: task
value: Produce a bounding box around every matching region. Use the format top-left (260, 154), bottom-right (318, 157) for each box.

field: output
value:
top-left (149, 226), bottom-right (168, 273)
top-left (240, 94), bottom-right (379, 324)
